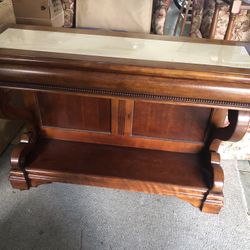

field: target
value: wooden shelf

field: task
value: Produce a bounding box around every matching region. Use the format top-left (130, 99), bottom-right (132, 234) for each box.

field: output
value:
top-left (22, 139), bottom-right (208, 196)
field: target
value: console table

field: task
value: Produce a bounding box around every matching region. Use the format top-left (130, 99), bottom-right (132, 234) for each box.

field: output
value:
top-left (0, 24), bottom-right (250, 214)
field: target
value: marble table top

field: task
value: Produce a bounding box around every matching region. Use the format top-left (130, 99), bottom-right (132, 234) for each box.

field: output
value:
top-left (0, 28), bottom-right (249, 69)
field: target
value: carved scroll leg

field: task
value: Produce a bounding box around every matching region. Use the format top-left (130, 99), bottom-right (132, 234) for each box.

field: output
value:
top-left (210, 110), bottom-right (250, 152)
top-left (202, 110), bottom-right (250, 213)
top-left (201, 152), bottom-right (224, 214)
top-left (10, 144), bottom-right (31, 190)
top-left (9, 132), bottom-right (36, 190)
top-left (0, 88), bottom-right (38, 190)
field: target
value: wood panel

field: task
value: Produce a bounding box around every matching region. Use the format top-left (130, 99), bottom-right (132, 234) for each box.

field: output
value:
top-left (111, 99), bottom-right (134, 136)
top-left (37, 92), bottom-right (111, 132)
top-left (26, 139), bottom-right (206, 189)
top-left (41, 126), bottom-right (204, 153)
top-left (133, 102), bottom-right (211, 142)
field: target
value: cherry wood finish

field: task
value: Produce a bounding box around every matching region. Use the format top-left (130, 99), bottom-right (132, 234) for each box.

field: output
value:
top-left (133, 102), bottom-right (211, 141)
top-left (0, 25), bottom-right (250, 214)
top-left (37, 93), bottom-right (111, 132)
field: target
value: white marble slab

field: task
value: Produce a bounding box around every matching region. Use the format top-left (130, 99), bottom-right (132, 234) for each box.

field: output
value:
top-left (0, 28), bottom-right (250, 69)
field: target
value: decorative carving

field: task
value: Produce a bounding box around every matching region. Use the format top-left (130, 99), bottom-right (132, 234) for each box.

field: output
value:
top-left (209, 110), bottom-right (250, 151)
top-left (10, 130), bottom-right (37, 190)
top-left (201, 152), bottom-right (224, 213)
top-left (1, 81), bottom-right (250, 109)
top-left (200, 110), bottom-right (250, 213)
top-left (0, 88), bottom-right (38, 189)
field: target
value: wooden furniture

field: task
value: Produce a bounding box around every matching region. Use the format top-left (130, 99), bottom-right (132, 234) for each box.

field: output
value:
top-left (174, 0), bottom-right (193, 36)
top-left (0, 25), bottom-right (250, 214)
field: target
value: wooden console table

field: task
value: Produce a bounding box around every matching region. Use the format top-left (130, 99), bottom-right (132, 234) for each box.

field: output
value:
top-left (0, 24), bottom-right (250, 213)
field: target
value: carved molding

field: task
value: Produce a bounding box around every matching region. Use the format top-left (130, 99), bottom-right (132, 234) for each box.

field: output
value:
top-left (10, 130), bottom-right (37, 190)
top-left (201, 152), bottom-right (224, 214)
top-left (200, 110), bottom-right (250, 213)
top-left (1, 82), bottom-right (250, 109)
top-left (210, 110), bottom-right (250, 151)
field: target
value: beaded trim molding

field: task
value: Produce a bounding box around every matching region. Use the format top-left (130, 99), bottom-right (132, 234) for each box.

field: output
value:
top-left (1, 81), bottom-right (250, 109)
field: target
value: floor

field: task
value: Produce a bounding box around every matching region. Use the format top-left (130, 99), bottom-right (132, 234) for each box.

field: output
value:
top-left (0, 145), bottom-right (250, 250)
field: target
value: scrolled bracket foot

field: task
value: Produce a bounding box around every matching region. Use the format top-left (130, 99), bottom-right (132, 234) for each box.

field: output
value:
top-left (209, 110), bottom-right (250, 152)
top-left (201, 110), bottom-right (250, 213)
top-left (201, 152), bottom-right (224, 214)
top-left (201, 192), bottom-right (223, 214)
top-left (9, 130), bottom-right (37, 190)
top-left (9, 170), bottom-right (30, 190)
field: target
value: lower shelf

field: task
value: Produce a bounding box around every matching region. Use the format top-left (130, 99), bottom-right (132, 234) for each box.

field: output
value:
top-left (9, 139), bottom-right (223, 213)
